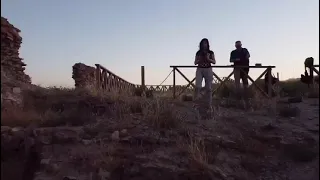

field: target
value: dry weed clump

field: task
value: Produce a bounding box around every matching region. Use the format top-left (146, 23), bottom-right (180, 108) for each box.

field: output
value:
top-left (176, 132), bottom-right (212, 171)
top-left (217, 88), bottom-right (272, 110)
top-left (181, 94), bottom-right (193, 102)
top-left (187, 136), bottom-right (209, 170)
top-left (141, 98), bottom-right (181, 129)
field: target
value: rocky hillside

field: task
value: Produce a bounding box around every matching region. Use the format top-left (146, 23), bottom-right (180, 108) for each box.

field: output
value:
top-left (1, 86), bottom-right (319, 180)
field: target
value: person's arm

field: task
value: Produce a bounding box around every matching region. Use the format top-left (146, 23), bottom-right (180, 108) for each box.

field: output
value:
top-left (206, 51), bottom-right (216, 64)
top-left (230, 51), bottom-right (235, 62)
top-left (244, 48), bottom-right (250, 59)
top-left (194, 53), bottom-right (200, 65)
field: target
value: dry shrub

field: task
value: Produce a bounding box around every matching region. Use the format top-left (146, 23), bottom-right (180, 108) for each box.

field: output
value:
top-left (215, 83), bottom-right (239, 99)
top-left (142, 98), bottom-right (181, 129)
top-left (217, 89), bottom-right (271, 111)
top-left (181, 94), bottom-right (193, 102)
top-left (3, 85), bottom-right (181, 128)
top-left (1, 87), bottom-right (116, 127)
top-left (278, 79), bottom-right (312, 97)
top-left (215, 78), bottom-right (317, 99)
top-left (133, 87), bottom-right (143, 97)
top-left (124, 97), bottom-right (145, 114)
top-left (145, 90), bottom-right (154, 98)
top-left (185, 135), bottom-right (210, 170)
top-left (132, 87), bottom-right (153, 98)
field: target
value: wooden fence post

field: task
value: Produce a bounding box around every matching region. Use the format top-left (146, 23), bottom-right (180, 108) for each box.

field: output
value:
top-left (267, 67), bottom-right (272, 97)
top-left (173, 67), bottom-right (176, 99)
top-left (96, 64), bottom-right (101, 90)
top-left (141, 66), bottom-right (145, 91)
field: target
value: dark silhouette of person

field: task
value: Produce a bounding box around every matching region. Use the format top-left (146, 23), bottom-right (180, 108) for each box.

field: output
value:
top-left (194, 38), bottom-right (216, 110)
top-left (230, 41), bottom-right (250, 89)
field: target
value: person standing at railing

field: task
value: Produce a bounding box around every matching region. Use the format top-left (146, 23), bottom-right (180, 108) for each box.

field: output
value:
top-left (194, 38), bottom-right (216, 111)
top-left (230, 40), bottom-right (250, 89)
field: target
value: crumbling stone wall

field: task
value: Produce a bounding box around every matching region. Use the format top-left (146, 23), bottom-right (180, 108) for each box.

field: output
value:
top-left (1, 17), bottom-right (31, 84)
top-left (72, 63), bottom-right (96, 90)
top-left (1, 17), bottom-right (31, 107)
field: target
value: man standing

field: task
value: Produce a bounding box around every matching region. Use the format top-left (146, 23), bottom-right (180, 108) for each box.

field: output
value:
top-left (230, 41), bottom-right (250, 89)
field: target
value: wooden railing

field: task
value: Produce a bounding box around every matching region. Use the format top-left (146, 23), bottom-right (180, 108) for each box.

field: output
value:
top-left (312, 65), bottom-right (319, 75)
top-left (170, 65), bottom-right (276, 99)
top-left (95, 64), bottom-right (137, 93)
top-left (144, 85), bottom-right (172, 92)
top-left (94, 64), bottom-right (277, 99)
top-left (142, 85), bottom-right (194, 92)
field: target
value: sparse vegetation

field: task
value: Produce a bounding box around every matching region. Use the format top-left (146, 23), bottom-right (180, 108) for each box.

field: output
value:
top-left (1, 77), bottom-right (320, 180)
top-left (2, 79), bottom-right (319, 180)
top-left (186, 135), bottom-right (209, 170)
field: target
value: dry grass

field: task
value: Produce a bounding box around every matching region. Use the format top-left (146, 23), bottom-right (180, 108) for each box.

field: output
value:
top-left (141, 98), bottom-right (181, 129)
top-left (2, 78), bottom-right (317, 129)
top-left (187, 135), bottom-right (209, 170)
top-left (1, 80), bottom-right (319, 180)
top-left (278, 78), bottom-right (319, 97)
top-left (1, 87), bottom-right (104, 127)
top-left (1, 86), bottom-right (183, 130)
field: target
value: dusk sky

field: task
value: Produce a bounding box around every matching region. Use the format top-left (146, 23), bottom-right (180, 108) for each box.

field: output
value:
top-left (1, 0), bottom-right (319, 87)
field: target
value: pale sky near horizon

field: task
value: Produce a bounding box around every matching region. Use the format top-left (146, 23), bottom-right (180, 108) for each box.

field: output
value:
top-left (1, 0), bottom-right (319, 87)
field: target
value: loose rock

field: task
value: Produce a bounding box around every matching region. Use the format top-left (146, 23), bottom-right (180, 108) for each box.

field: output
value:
top-left (111, 131), bottom-right (120, 141)
top-left (120, 129), bottom-right (128, 135)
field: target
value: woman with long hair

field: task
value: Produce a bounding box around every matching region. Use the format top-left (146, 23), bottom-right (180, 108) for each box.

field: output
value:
top-left (194, 38), bottom-right (216, 113)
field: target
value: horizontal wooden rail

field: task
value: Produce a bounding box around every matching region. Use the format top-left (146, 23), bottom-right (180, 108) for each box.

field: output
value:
top-left (170, 65), bottom-right (276, 68)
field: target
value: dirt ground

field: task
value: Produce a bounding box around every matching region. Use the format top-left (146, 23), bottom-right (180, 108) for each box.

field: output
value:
top-left (1, 96), bottom-right (319, 180)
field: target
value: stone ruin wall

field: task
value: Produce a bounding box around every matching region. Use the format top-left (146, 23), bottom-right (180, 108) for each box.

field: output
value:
top-left (1, 17), bottom-right (31, 84)
top-left (72, 63), bottom-right (97, 90)
top-left (1, 17), bottom-right (32, 107)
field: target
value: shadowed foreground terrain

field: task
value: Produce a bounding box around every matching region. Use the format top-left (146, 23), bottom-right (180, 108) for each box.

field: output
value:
top-left (1, 86), bottom-right (319, 180)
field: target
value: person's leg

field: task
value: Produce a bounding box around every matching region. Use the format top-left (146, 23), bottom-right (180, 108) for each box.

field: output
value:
top-left (204, 68), bottom-right (213, 108)
top-left (194, 68), bottom-right (203, 100)
top-left (240, 68), bottom-right (249, 89)
top-left (234, 67), bottom-right (241, 89)
top-left (240, 68), bottom-right (250, 107)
